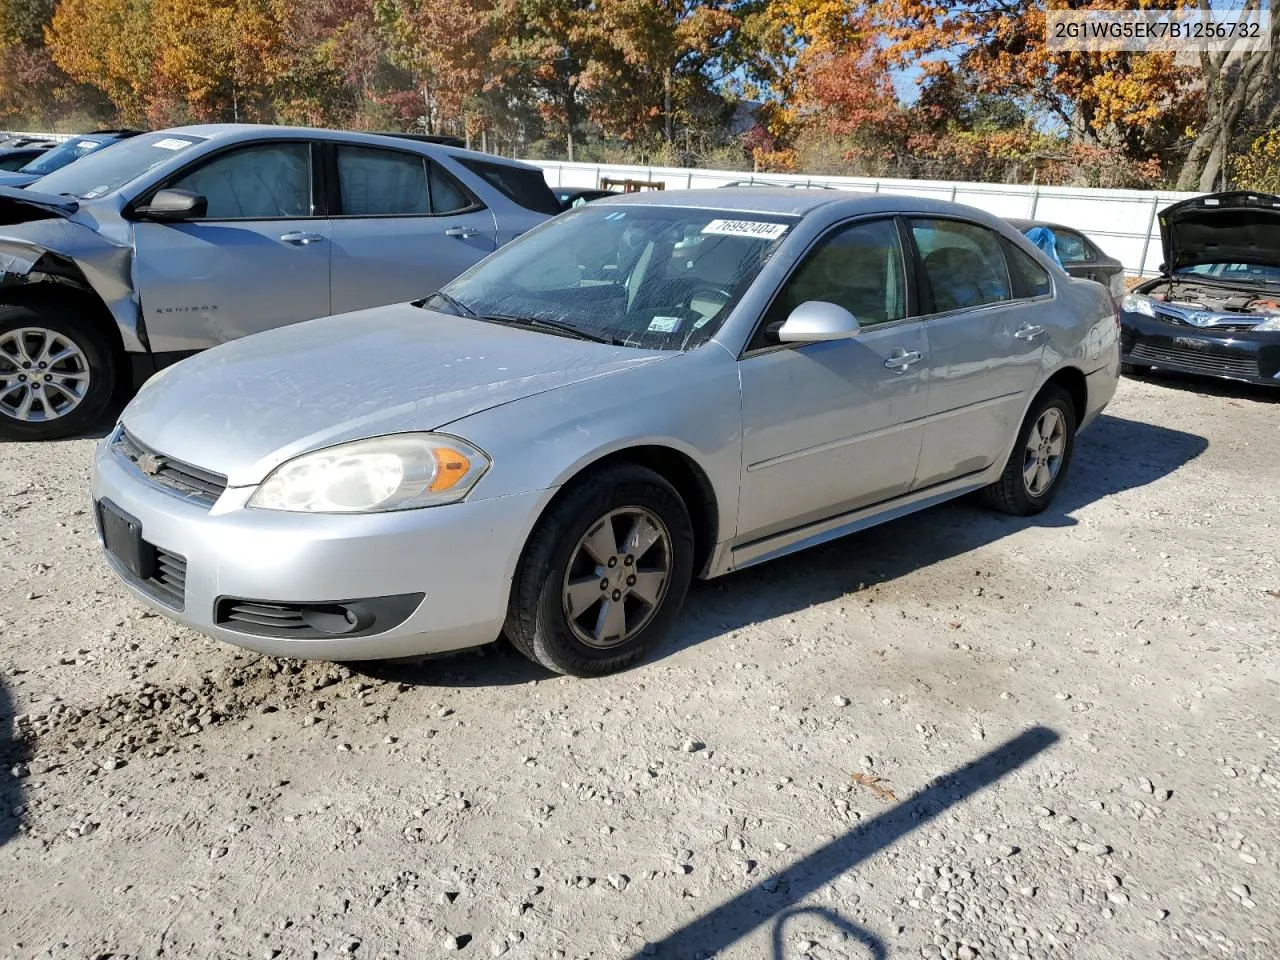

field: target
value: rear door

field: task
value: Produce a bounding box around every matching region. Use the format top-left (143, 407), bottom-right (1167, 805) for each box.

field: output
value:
top-left (909, 218), bottom-right (1045, 489)
top-left (327, 144), bottom-right (497, 314)
top-left (132, 140), bottom-right (331, 352)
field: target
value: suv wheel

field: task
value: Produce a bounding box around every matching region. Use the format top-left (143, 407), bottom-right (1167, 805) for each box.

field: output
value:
top-left (0, 301), bottom-right (115, 441)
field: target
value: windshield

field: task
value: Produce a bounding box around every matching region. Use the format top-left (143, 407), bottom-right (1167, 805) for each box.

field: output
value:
top-left (433, 205), bottom-right (795, 350)
top-left (18, 136), bottom-right (109, 176)
top-left (1175, 262), bottom-right (1280, 286)
top-left (32, 133), bottom-right (207, 199)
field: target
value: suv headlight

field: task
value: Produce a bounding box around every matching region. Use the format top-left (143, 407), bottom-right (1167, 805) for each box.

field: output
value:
top-left (248, 433), bottom-right (489, 513)
top-left (1120, 292), bottom-right (1156, 317)
top-left (1253, 314), bottom-right (1280, 332)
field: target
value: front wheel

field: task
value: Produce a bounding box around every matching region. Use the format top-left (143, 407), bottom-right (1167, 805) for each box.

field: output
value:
top-left (0, 300), bottom-right (116, 441)
top-left (981, 384), bottom-right (1077, 516)
top-left (505, 464), bottom-right (695, 676)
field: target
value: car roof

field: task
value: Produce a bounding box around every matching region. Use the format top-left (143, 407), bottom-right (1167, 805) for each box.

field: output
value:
top-left (159, 124), bottom-right (544, 171)
top-left (595, 187), bottom-right (1023, 225)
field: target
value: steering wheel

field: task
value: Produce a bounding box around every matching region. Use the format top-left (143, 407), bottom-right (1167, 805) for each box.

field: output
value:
top-left (682, 283), bottom-right (736, 319)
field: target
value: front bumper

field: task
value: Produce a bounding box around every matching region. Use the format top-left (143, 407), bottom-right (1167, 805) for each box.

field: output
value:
top-left (1120, 311), bottom-right (1280, 386)
top-left (91, 439), bottom-right (551, 660)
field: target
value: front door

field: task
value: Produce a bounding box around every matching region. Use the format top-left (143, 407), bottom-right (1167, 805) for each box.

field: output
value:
top-left (328, 145), bottom-right (498, 314)
top-left (736, 217), bottom-right (929, 543)
top-left (132, 141), bottom-right (330, 353)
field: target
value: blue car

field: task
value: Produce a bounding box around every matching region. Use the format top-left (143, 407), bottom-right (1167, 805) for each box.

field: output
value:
top-left (0, 130), bottom-right (141, 188)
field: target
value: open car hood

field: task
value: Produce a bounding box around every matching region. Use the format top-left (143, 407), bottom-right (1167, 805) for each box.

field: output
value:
top-left (1160, 191), bottom-right (1280, 274)
top-left (0, 184), bottom-right (79, 225)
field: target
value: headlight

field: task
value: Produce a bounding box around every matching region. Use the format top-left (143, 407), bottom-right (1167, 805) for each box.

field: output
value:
top-left (248, 433), bottom-right (489, 513)
top-left (1253, 314), bottom-right (1280, 332)
top-left (1120, 292), bottom-right (1156, 317)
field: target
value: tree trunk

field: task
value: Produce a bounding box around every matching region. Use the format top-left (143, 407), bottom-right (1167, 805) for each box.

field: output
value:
top-left (663, 67), bottom-right (673, 142)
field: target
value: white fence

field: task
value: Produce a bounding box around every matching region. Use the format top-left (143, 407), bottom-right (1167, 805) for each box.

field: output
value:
top-left (531, 160), bottom-right (1201, 277)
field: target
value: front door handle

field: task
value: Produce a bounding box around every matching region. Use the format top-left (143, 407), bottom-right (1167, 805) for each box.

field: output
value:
top-left (280, 231), bottom-right (325, 246)
top-left (445, 226), bottom-right (480, 239)
top-left (1014, 323), bottom-right (1045, 341)
top-left (884, 349), bottom-right (923, 371)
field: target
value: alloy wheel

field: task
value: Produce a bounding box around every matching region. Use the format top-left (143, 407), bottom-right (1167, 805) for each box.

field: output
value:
top-left (562, 506), bottom-right (672, 649)
top-left (1022, 406), bottom-right (1066, 496)
top-left (0, 327), bottom-right (92, 423)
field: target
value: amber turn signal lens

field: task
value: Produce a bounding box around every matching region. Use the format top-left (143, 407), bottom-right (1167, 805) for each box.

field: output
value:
top-left (428, 447), bottom-right (472, 492)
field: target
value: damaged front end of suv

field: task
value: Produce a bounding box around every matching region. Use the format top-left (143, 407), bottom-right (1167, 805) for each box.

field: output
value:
top-left (1119, 191), bottom-right (1280, 386)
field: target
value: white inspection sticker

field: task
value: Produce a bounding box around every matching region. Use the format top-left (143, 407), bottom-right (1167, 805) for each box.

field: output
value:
top-left (648, 315), bottom-right (682, 333)
top-left (77, 140), bottom-right (99, 149)
top-left (153, 137), bottom-right (194, 151)
top-left (701, 219), bottom-right (788, 240)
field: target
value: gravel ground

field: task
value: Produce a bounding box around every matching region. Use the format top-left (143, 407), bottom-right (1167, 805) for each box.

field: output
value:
top-left (1, 372), bottom-right (1277, 960)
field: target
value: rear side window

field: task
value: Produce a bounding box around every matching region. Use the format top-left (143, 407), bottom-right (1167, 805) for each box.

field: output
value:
top-left (910, 218), bottom-right (1011, 312)
top-left (1001, 238), bottom-right (1053, 299)
top-left (456, 157), bottom-right (561, 215)
top-left (336, 146), bottom-right (428, 216)
top-left (1054, 230), bottom-right (1090, 263)
top-left (428, 161), bottom-right (476, 214)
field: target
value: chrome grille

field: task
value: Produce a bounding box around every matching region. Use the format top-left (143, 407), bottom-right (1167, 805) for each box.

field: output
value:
top-left (113, 429), bottom-right (227, 506)
top-left (1130, 342), bottom-right (1260, 379)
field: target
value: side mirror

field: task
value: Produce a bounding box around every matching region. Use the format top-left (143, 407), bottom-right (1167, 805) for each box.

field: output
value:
top-left (776, 300), bottom-right (861, 343)
top-left (134, 188), bottom-right (207, 222)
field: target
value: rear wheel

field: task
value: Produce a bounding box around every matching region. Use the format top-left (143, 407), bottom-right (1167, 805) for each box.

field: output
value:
top-left (981, 384), bottom-right (1077, 516)
top-left (0, 301), bottom-right (115, 441)
top-left (505, 464), bottom-right (694, 676)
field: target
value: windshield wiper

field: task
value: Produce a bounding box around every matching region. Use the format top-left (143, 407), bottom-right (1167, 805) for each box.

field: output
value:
top-left (420, 290), bottom-right (477, 316)
top-left (477, 313), bottom-right (621, 345)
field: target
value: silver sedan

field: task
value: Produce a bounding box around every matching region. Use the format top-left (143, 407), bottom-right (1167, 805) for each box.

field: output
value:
top-left (91, 189), bottom-right (1119, 675)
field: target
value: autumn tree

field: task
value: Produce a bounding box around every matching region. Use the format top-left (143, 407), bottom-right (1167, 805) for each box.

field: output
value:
top-left (47, 0), bottom-right (154, 122)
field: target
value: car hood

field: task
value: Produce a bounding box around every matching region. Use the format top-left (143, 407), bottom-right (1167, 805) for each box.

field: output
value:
top-left (1160, 191), bottom-right (1280, 273)
top-left (122, 304), bottom-right (673, 486)
top-left (0, 172), bottom-right (39, 189)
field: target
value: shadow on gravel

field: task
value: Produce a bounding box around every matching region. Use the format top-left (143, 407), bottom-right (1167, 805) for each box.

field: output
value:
top-left (354, 644), bottom-right (550, 688)
top-left (628, 726), bottom-right (1060, 960)
top-left (672, 412), bottom-right (1206, 653)
top-left (0, 679), bottom-right (27, 847)
top-left (1125, 369), bottom-right (1280, 404)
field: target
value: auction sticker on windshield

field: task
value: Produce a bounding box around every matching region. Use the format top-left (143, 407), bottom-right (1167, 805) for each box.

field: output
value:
top-left (153, 138), bottom-right (194, 151)
top-left (701, 219), bottom-right (789, 240)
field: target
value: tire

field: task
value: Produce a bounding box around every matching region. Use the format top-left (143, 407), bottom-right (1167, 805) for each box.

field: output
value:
top-left (1120, 362), bottom-right (1151, 376)
top-left (505, 463), bottom-right (695, 676)
top-left (0, 299), bottom-right (116, 441)
top-left (981, 384), bottom-right (1077, 516)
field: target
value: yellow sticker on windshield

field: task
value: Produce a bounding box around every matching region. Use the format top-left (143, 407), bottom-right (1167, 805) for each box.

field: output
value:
top-left (701, 219), bottom-right (788, 240)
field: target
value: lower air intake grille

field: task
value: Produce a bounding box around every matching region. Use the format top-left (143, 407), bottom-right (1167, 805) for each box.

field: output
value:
top-left (1130, 343), bottom-right (1260, 379)
top-left (144, 548), bottom-right (186, 611)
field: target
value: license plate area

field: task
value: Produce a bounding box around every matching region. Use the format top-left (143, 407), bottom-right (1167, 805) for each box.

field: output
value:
top-left (97, 498), bottom-right (155, 581)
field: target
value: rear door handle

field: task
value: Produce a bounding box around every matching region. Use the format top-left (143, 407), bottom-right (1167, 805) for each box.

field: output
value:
top-left (280, 231), bottom-right (325, 246)
top-left (445, 226), bottom-right (480, 239)
top-left (884, 349), bottom-right (923, 371)
top-left (1014, 323), bottom-right (1045, 341)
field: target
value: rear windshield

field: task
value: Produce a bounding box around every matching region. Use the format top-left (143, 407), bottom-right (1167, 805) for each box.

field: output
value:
top-left (456, 157), bottom-right (561, 215)
top-left (32, 133), bottom-right (207, 199)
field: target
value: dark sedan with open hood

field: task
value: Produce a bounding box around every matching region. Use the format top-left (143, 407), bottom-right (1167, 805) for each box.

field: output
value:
top-left (1119, 191), bottom-right (1280, 387)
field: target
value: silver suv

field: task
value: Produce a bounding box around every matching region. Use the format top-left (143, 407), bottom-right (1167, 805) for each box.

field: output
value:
top-left (0, 124), bottom-right (558, 440)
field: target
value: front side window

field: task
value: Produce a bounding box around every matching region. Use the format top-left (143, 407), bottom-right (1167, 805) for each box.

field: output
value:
top-left (168, 143), bottom-right (312, 220)
top-left (433, 206), bottom-right (794, 349)
top-left (754, 218), bottom-right (906, 350)
top-left (337, 145), bottom-right (428, 216)
top-left (911, 218), bottom-right (1011, 312)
